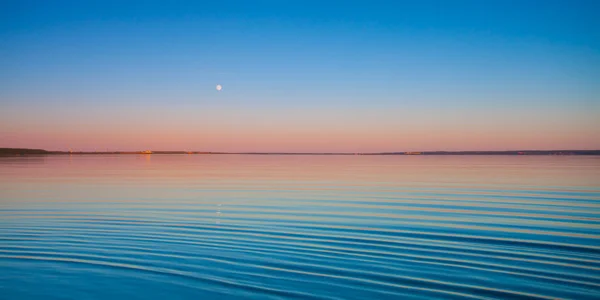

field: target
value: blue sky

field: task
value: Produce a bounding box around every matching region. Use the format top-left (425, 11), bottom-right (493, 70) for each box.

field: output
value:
top-left (1, 0), bottom-right (599, 151)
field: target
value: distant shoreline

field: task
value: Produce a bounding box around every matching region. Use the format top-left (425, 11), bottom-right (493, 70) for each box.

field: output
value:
top-left (2, 148), bottom-right (600, 156)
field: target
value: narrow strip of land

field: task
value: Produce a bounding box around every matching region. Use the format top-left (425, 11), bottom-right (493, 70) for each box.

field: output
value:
top-left (2, 148), bottom-right (599, 156)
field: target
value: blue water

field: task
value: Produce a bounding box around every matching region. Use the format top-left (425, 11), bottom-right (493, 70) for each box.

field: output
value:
top-left (1, 155), bottom-right (599, 299)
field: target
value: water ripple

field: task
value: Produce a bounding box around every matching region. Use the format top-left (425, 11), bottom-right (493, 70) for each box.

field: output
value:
top-left (1, 155), bottom-right (599, 299)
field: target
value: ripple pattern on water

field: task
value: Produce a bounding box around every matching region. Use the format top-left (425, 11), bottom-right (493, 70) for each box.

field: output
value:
top-left (1, 155), bottom-right (599, 299)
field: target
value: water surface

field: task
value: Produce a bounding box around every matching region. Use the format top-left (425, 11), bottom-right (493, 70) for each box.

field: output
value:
top-left (1, 155), bottom-right (599, 299)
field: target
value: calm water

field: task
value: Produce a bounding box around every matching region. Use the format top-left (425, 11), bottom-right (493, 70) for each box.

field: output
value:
top-left (1, 155), bottom-right (599, 299)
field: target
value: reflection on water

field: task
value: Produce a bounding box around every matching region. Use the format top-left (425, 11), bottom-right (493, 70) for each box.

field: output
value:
top-left (1, 155), bottom-right (599, 299)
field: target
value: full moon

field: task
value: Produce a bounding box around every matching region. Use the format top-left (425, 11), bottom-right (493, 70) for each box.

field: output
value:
top-left (216, 84), bottom-right (222, 91)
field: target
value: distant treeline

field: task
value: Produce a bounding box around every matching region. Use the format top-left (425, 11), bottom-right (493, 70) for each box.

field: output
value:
top-left (0, 148), bottom-right (50, 155)
top-left (1, 148), bottom-right (599, 156)
top-left (399, 150), bottom-right (600, 155)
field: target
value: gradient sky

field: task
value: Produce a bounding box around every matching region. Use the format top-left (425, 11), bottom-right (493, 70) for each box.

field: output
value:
top-left (1, 0), bottom-right (599, 152)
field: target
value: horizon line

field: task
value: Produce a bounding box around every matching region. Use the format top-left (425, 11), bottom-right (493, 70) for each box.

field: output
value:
top-left (2, 148), bottom-right (600, 156)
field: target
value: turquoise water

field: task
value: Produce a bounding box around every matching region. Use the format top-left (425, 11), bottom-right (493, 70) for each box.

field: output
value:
top-left (1, 155), bottom-right (599, 299)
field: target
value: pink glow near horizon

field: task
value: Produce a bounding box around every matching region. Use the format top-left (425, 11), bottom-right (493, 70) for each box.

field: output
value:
top-left (2, 102), bottom-right (599, 152)
top-left (2, 123), bottom-right (599, 152)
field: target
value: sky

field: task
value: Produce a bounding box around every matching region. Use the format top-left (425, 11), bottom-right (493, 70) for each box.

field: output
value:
top-left (1, 0), bottom-right (599, 152)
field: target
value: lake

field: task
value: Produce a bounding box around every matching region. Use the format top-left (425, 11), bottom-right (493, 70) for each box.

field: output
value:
top-left (1, 155), bottom-right (599, 299)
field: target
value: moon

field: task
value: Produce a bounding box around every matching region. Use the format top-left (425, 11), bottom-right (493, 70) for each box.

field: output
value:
top-left (216, 84), bottom-right (222, 91)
